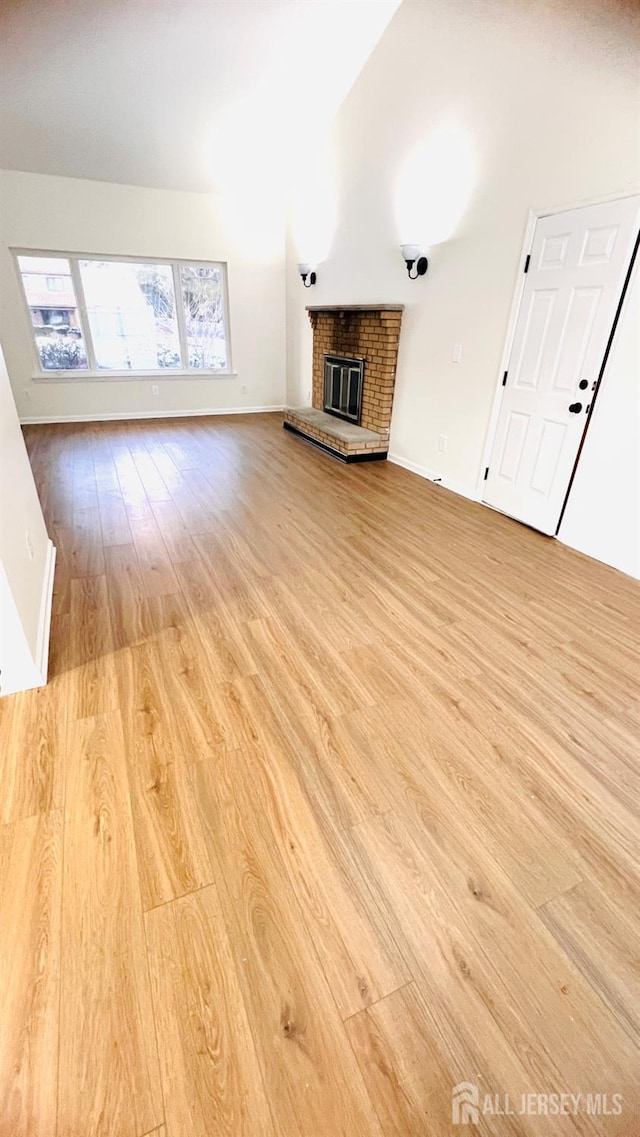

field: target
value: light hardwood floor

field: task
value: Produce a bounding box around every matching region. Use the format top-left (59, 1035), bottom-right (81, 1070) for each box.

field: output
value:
top-left (1, 412), bottom-right (639, 1137)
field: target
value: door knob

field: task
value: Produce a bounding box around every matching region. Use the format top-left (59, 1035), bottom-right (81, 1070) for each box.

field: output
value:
top-left (568, 402), bottom-right (583, 414)
top-left (578, 379), bottom-right (589, 390)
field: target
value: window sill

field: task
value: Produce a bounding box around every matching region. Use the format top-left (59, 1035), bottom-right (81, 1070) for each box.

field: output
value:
top-left (31, 370), bottom-right (238, 383)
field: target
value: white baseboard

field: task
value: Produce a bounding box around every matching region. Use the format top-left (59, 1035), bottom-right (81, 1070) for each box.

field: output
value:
top-left (0, 539), bottom-right (56, 697)
top-left (20, 405), bottom-right (285, 425)
top-left (35, 539), bottom-right (56, 685)
top-left (387, 452), bottom-right (478, 502)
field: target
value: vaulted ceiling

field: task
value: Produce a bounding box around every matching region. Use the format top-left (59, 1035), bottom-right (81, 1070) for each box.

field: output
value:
top-left (0, 0), bottom-right (401, 194)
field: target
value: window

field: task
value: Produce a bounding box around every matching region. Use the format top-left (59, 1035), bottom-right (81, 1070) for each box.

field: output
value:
top-left (179, 264), bottom-right (228, 370)
top-left (15, 252), bottom-right (231, 377)
top-left (79, 260), bottom-right (182, 371)
top-left (18, 256), bottom-right (88, 371)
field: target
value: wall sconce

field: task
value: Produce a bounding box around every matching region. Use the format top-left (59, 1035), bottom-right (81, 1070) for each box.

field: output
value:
top-left (400, 244), bottom-right (428, 280)
top-left (297, 262), bottom-right (317, 288)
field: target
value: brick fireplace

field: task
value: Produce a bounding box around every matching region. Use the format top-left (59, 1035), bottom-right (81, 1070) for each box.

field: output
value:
top-left (284, 304), bottom-right (404, 462)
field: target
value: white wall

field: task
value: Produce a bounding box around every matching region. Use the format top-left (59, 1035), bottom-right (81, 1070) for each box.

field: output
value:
top-left (558, 258), bottom-right (640, 577)
top-left (0, 344), bottom-right (54, 694)
top-left (287, 0), bottom-right (640, 508)
top-left (0, 169), bottom-right (286, 422)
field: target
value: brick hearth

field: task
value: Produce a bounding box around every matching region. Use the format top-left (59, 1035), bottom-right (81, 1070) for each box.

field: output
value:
top-left (284, 304), bottom-right (404, 462)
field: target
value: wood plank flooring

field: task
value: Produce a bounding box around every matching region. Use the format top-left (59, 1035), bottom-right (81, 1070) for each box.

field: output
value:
top-left (1, 412), bottom-right (639, 1137)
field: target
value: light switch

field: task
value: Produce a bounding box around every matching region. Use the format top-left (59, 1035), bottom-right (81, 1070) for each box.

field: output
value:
top-left (452, 343), bottom-right (462, 363)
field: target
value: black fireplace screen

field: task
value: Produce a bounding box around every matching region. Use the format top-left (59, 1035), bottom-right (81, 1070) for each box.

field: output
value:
top-left (323, 355), bottom-right (365, 424)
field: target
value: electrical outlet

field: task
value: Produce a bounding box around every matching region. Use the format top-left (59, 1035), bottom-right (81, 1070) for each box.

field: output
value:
top-left (241, 384), bottom-right (248, 394)
top-left (452, 343), bottom-right (462, 363)
top-left (438, 435), bottom-right (448, 452)
top-left (151, 384), bottom-right (159, 396)
top-left (22, 388), bottom-right (31, 402)
top-left (25, 531), bottom-right (34, 559)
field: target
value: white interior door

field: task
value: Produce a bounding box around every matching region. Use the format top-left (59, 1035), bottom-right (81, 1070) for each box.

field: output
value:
top-left (484, 195), bottom-right (640, 534)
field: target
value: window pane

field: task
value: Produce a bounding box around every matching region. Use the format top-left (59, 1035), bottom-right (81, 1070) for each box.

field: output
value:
top-left (17, 255), bottom-right (89, 371)
top-left (79, 260), bottom-right (181, 370)
top-left (180, 264), bottom-right (228, 369)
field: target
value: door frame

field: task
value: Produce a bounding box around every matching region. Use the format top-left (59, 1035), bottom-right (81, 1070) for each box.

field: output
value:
top-left (476, 189), bottom-right (640, 512)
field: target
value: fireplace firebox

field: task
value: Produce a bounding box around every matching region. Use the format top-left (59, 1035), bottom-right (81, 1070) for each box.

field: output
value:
top-left (323, 354), bottom-right (364, 424)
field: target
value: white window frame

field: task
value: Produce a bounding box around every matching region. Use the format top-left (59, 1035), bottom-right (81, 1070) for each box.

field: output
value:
top-left (12, 248), bottom-right (235, 380)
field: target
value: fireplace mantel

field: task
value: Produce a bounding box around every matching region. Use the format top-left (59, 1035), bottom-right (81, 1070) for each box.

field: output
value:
top-left (305, 304), bottom-right (404, 313)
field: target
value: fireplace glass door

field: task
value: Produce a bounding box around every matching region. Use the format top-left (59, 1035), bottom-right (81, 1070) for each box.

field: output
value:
top-left (323, 355), bottom-right (364, 424)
